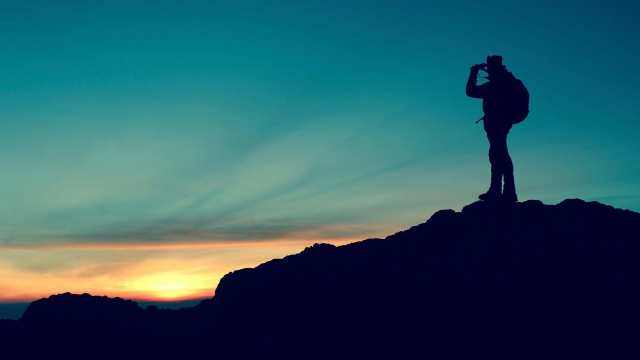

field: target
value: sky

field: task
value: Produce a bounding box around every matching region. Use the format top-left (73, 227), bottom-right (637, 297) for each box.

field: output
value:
top-left (0, 0), bottom-right (639, 312)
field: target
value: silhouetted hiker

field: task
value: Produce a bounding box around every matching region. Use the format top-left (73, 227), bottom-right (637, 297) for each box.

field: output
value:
top-left (466, 55), bottom-right (529, 202)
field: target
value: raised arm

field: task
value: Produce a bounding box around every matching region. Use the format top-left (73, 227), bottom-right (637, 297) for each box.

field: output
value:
top-left (466, 64), bottom-right (486, 99)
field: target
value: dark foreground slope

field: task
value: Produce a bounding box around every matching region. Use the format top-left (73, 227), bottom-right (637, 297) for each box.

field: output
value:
top-left (1, 199), bottom-right (639, 359)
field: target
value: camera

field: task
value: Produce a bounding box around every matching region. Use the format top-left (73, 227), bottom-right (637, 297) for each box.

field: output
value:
top-left (471, 64), bottom-right (487, 71)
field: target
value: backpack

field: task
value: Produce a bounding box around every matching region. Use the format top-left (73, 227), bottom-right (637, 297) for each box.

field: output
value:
top-left (511, 78), bottom-right (530, 124)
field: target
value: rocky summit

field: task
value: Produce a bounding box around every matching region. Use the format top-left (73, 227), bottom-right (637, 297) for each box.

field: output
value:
top-left (1, 199), bottom-right (639, 359)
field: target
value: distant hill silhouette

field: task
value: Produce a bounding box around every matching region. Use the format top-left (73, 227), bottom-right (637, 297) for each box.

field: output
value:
top-left (1, 199), bottom-right (639, 359)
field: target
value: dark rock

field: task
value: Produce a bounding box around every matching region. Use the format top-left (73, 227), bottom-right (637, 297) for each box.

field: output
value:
top-left (2, 199), bottom-right (639, 359)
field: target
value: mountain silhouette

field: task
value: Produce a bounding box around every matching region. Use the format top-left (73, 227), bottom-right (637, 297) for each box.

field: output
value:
top-left (1, 199), bottom-right (638, 359)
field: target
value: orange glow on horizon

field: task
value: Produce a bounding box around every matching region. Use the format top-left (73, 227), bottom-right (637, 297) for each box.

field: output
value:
top-left (0, 237), bottom-right (365, 303)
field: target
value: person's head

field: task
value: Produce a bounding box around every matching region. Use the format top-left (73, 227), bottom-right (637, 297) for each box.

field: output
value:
top-left (486, 55), bottom-right (506, 75)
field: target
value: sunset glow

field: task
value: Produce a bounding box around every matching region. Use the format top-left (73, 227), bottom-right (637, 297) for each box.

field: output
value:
top-left (0, 0), bottom-right (638, 310)
top-left (0, 238), bottom-right (362, 302)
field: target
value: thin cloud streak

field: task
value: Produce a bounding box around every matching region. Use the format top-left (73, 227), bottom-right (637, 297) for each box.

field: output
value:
top-left (0, 236), bottom-right (371, 252)
top-left (0, 221), bottom-right (389, 250)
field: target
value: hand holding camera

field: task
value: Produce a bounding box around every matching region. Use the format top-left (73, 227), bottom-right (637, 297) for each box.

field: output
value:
top-left (470, 63), bottom-right (487, 73)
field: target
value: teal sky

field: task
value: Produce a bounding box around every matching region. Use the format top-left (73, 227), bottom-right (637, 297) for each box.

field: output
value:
top-left (0, 0), bottom-right (639, 303)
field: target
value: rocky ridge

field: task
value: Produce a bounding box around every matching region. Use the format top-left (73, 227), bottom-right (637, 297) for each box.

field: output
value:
top-left (1, 199), bottom-right (638, 359)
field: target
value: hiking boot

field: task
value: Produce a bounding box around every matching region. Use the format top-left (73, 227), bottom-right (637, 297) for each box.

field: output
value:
top-left (478, 189), bottom-right (502, 201)
top-left (502, 184), bottom-right (518, 203)
top-left (501, 192), bottom-right (518, 203)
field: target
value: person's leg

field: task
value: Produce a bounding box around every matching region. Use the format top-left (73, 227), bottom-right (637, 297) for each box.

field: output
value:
top-left (489, 129), bottom-right (517, 202)
top-left (501, 138), bottom-right (517, 202)
top-left (478, 130), bottom-right (504, 201)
